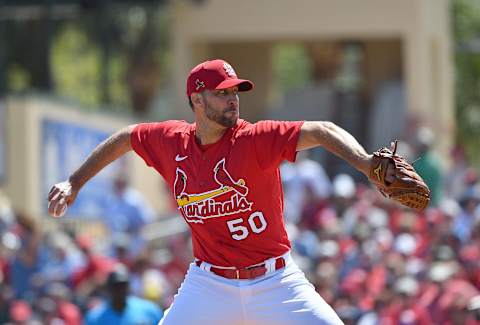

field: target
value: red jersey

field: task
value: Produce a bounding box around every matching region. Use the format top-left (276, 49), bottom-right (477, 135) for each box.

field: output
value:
top-left (131, 119), bottom-right (303, 267)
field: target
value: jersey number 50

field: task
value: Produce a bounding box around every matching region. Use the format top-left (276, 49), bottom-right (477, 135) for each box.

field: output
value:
top-left (227, 212), bottom-right (268, 241)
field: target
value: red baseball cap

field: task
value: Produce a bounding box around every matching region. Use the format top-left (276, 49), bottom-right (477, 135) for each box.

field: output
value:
top-left (186, 59), bottom-right (254, 97)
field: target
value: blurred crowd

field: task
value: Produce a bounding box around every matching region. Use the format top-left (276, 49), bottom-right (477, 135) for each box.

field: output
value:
top-left (1, 132), bottom-right (480, 324)
top-left (0, 178), bottom-right (187, 324)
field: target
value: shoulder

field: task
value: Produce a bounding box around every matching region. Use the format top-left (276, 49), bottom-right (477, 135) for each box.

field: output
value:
top-left (128, 296), bottom-right (161, 311)
top-left (134, 120), bottom-right (192, 136)
top-left (85, 303), bottom-right (109, 324)
top-left (236, 120), bottom-right (303, 136)
top-left (127, 296), bottom-right (163, 318)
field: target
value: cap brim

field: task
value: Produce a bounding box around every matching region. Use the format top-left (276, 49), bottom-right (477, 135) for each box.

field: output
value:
top-left (215, 79), bottom-right (254, 92)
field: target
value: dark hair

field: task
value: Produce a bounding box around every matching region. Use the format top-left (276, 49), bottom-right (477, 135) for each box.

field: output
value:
top-left (107, 264), bottom-right (130, 286)
top-left (189, 93), bottom-right (204, 111)
top-left (188, 96), bottom-right (193, 109)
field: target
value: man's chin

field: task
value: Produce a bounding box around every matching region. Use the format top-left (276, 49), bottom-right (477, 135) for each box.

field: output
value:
top-left (219, 115), bottom-right (238, 128)
top-left (207, 113), bottom-right (238, 128)
top-left (228, 117), bottom-right (238, 127)
top-left (222, 120), bottom-right (237, 128)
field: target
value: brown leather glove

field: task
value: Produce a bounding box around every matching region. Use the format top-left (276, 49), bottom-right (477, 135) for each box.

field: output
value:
top-left (369, 140), bottom-right (430, 211)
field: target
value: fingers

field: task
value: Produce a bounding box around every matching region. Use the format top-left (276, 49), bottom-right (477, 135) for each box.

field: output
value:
top-left (48, 187), bottom-right (60, 216)
top-left (48, 197), bottom-right (59, 217)
top-left (53, 197), bottom-right (67, 218)
top-left (49, 197), bottom-right (67, 218)
top-left (47, 182), bottom-right (73, 218)
top-left (48, 194), bottom-right (66, 218)
top-left (48, 186), bottom-right (59, 201)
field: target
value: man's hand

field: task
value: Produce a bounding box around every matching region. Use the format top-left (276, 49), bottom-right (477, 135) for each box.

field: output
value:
top-left (46, 125), bottom-right (134, 218)
top-left (47, 181), bottom-right (78, 218)
top-left (369, 140), bottom-right (430, 211)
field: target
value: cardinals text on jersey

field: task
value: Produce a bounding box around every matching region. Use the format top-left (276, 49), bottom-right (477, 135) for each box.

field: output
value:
top-left (174, 158), bottom-right (253, 224)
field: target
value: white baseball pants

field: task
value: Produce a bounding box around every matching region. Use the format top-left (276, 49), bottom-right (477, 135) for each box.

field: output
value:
top-left (158, 252), bottom-right (344, 325)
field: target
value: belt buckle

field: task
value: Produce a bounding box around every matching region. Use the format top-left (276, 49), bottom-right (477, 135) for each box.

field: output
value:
top-left (235, 269), bottom-right (240, 279)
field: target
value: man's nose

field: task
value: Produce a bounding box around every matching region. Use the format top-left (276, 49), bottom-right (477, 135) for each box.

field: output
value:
top-left (227, 95), bottom-right (239, 107)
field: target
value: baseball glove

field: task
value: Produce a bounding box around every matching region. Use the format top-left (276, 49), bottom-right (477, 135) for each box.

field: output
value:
top-left (369, 140), bottom-right (430, 211)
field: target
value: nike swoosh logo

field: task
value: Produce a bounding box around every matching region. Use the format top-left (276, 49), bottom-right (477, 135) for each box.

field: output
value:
top-left (175, 154), bottom-right (188, 162)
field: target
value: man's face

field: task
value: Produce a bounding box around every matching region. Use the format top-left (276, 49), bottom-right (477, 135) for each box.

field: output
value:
top-left (200, 86), bottom-right (239, 128)
top-left (109, 282), bottom-right (128, 302)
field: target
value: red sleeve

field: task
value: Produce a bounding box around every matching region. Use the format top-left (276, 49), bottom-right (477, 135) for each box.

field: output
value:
top-left (130, 123), bottom-right (163, 168)
top-left (252, 120), bottom-right (304, 170)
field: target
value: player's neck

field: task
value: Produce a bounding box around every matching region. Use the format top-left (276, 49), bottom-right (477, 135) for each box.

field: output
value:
top-left (195, 119), bottom-right (228, 145)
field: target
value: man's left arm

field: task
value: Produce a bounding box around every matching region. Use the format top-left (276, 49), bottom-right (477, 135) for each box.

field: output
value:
top-left (298, 121), bottom-right (431, 211)
top-left (297, 121), bottom-right (372, 176)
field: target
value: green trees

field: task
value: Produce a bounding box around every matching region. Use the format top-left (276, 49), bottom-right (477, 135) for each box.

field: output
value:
top-left (1, 3), bottom-right (169, 115)
top-left (453, 0), bottom-right (480, 164)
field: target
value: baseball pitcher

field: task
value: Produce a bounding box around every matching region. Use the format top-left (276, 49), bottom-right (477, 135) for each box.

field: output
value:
top-left (48, 59), bottom-right (429, 324)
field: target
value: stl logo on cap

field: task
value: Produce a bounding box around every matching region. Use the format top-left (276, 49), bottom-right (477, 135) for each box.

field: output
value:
top-left (223, 62), bottom-right (237, 77)
top-left (195, 79), bottom-right (205, 91)
top-left (186, 59), bottom-right (254, 97)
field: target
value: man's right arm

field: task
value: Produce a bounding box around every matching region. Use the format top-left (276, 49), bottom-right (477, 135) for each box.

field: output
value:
top-left (47, 124), bottom-right (136, 217)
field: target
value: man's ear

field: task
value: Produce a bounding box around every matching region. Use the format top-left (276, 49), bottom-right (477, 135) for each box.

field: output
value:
top-left (191, 93), bottom-right (204, 108)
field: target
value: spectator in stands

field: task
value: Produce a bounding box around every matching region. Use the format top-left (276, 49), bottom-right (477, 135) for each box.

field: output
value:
top-left (40, 230), bottom-right (86, 284)
top-left (467, 295), bottom-right (480, 324)
top-left (453, 185), bottom-right (480, 244)
top-left (104, 174), bottom-right (154, 234)
top-left (45, 282), bottom-right (82, 325)
top-left (444, 144), bottom-right (470, 200)
top-left (385, 276), bottom-right (431, 324)
top-left (0, 284), bottom-right (14, 324)
top-left (129, 254), bottom-right (170, 307)
top-left (7, 300), bottom-right (35, 324)
top-left (71, 234), bottom-right (116, 307)
top-left (85, 264), bottom-right (163, 325)
top-left (0, 190), bottom-right (14, 234)
top-left (412, 127), bottom-right (444, 207)
top-left (9, 213), bottom-right (42, 300)
top-left (281, 151), bottom-right (331, 224)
